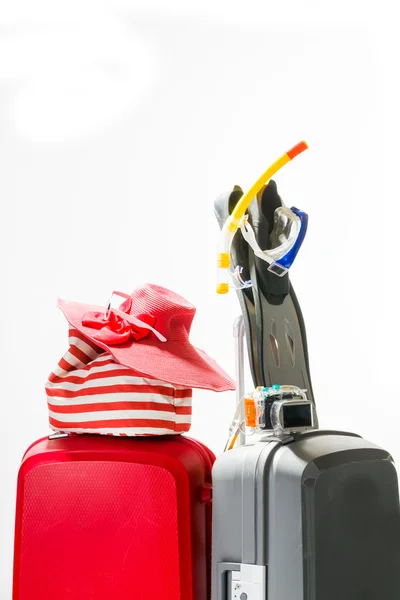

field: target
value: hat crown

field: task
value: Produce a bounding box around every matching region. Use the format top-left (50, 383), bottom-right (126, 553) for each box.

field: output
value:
top-left (127, 284), bottom-right (195, 342)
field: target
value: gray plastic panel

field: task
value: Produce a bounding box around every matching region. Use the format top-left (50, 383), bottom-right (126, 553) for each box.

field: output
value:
top-left (212, 439), bottom-right (280, 599)
top-left (302, 451), bottom-right (400, 599)
top-left (212, 441), bottom-right (276, 567)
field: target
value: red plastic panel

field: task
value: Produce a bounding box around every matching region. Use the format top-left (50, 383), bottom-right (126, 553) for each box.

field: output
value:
top-left (17, 461), bottom-right (182, 599)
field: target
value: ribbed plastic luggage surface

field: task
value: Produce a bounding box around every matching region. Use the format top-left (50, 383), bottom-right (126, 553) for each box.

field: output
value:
top-left (13, 434), bottom-right (214, 600)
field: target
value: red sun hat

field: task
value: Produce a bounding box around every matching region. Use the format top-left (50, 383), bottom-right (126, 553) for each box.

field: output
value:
top-left (57, 283), bottom-right (235, 392)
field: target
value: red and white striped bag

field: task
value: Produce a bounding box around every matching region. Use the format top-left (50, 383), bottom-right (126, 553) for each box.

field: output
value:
top-left (45, 328), bottom-right (193, 437)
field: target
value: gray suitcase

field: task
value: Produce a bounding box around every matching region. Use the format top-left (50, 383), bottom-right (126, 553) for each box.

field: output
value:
top-left (212, 318), bottom-right (400, 600)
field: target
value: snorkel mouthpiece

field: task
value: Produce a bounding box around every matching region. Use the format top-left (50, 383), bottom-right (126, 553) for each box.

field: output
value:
top-left (216, 141), bottom-right (309, 294)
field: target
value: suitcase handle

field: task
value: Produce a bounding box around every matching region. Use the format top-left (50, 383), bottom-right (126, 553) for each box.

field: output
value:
top-left (233, 316), bottom-right (246, 446)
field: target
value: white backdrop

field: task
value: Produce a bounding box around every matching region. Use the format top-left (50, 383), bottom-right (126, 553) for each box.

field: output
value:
top-left (1, 1), bottom-right (399, 596)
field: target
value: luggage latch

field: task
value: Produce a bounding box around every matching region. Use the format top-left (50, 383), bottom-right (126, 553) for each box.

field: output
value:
top-left (231, 564), bottom-right (266, 600)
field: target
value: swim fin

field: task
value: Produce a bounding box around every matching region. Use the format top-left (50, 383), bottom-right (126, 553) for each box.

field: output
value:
top-left (214, 186), bottom-right (263, 387)
top-left (214, 180), bottom-right (315, 406)
top-left (246, 180), bottom-right (315, 403)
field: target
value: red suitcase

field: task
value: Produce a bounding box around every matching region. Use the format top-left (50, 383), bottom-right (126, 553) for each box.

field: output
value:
top-left (13, 433), bottom-right (214, 600)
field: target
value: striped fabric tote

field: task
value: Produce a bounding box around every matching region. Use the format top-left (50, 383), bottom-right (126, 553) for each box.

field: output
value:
top-left (45, 328), bottom-right (192, 437)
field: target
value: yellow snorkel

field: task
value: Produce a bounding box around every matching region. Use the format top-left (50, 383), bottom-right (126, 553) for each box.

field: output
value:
top-left (216, 141), bottom-right (309, 294)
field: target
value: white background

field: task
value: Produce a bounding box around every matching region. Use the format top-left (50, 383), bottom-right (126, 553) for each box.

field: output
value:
top-left (1, 0), bottom-right (399, 596)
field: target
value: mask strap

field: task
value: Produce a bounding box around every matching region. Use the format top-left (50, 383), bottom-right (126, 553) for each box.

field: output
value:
top-left (240, 219), bottom-right (274, 264)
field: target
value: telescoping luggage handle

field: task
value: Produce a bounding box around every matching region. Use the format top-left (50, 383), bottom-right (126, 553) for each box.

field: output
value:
top-left (225, 315), bottom-right (250, 450)
top-left (233, 315), bottom-right (246, 446)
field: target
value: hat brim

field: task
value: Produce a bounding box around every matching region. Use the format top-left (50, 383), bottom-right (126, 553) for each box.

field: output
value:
top-left (58, 299), bottom-right (236, 392)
